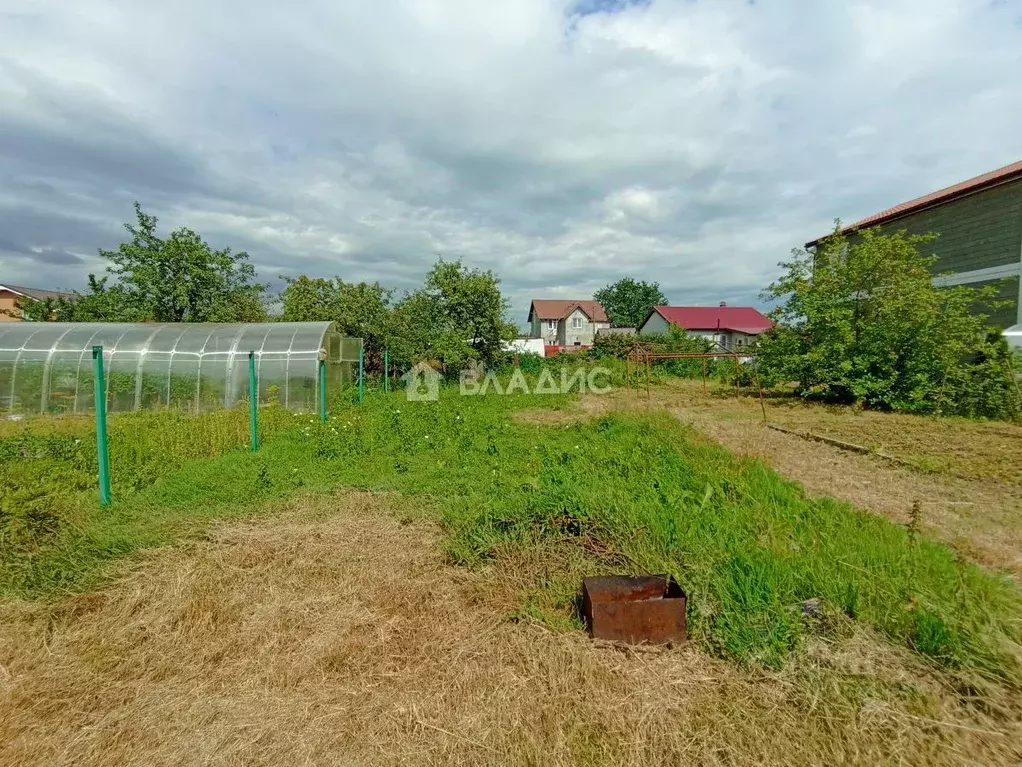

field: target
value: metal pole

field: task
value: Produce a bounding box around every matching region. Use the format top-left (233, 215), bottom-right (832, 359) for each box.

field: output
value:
top-left (645, 355), bottom-right (651, 402)
top-left (318, 358), bottom-right (327, 422)
top-left (249, 351), bottom-right (258, 452)
top-left (358, 344), bottom-right (365, 404)
top-left (92, 346), bottom-right (111, 506)
top-left (384, 348), bottom-right (389, 393)
top-left (755, 365), bottom-right (767, 423)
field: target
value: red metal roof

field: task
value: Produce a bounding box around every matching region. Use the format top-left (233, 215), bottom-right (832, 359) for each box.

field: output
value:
top-left (645, 305), bottom-right (773, 335)
top-left (806, 160), bottom-right (1022, 247)
top-left (528, 299), bottom-right (608, 322)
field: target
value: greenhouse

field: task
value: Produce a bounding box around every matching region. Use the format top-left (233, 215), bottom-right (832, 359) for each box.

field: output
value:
top-left (0, 322), bottom-right (362, 416)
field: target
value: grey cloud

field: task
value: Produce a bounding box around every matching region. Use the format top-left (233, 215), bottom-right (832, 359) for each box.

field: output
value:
top-left (0, 0), bottom-right (1019, 328)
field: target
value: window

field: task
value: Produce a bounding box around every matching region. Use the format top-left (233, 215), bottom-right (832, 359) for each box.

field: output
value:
top-left (547, 320), bottom-right (557, 331)
top-left (572, 316), bottom-right (583, 329)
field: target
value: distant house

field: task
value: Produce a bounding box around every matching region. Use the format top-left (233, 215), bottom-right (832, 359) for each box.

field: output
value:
top-left (806, 160), bottom-right (1022, 331)
top-left (527, 300), bottom-right (609, 347)
top-left (638, 303), bottom-right (773, 350)
top-left (0, 284), bottom-right (73, 322)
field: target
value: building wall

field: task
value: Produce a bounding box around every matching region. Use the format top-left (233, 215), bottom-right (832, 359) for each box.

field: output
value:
top-left (559, 309), bottom-right (605, 346)
top-left (866, 178), bottom-right (1022, 328)
top-left (964, 276), bottom-right (1020, 330)
top-left (530, 317), bottom-right (558, 342)
top-left (0, 291), bottom-right (23, 322)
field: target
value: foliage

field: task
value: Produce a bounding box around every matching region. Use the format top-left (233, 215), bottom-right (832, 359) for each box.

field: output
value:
top-left (279, 276), bottom-right (392, 367)
top-left (18, 275), bottom-right (140, 323)
top-left (388, 259), bottom-right (518, 370)
top-left (592, 324), bottom-right (711, 378)
top-left (759, 227), bottom-right (1020, 419)
top-left (19, 203), bottom-right (268, 323)
top-left (594, 277), bottom-right (668, 328)
top-left (3, 393), bottom-right (1021, 683)
top-left (590, 331), bottom-right (640, 359)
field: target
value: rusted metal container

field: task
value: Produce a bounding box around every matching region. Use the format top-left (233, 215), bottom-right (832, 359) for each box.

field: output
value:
top-left (582, 575), bottom-right (687, 645)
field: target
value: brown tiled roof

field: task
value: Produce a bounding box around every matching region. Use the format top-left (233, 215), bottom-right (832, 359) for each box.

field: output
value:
top-left (806, 160), bottom-right (1022, 247)
top-left (528, 299), bottom-right (608, 323)
top-left (0, 283), bottom-right (74, 301)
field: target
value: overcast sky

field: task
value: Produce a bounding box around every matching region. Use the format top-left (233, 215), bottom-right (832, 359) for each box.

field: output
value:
top-left (1, 0), bottom-right (1020, 326)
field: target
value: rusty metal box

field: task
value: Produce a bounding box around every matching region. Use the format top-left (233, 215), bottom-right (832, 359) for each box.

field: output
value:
top-left (582, 575), bottom-right (687, 645)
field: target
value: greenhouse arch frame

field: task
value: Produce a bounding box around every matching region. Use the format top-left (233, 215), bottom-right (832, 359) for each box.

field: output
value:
top-left (0, 322), bottom-right (362, 416)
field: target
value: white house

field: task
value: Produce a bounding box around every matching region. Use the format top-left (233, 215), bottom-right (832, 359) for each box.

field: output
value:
top-left (527, 300), bottom-right (610, 346)
top-left (638, 304), bottom-right (773, 350)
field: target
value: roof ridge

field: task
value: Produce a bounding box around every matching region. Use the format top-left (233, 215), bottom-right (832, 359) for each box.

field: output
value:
top-left (807, 159), bottom-right (1022, 246)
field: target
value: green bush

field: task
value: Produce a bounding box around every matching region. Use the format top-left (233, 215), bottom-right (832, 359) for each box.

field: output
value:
top-left (760, 228), bottom-right (1021, 419)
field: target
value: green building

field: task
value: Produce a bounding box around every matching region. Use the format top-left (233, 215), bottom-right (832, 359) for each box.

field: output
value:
top-left (807, 161), bottom-right (1022, 332)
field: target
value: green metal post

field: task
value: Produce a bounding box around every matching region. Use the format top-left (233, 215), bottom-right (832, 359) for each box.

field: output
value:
top-left (92, 346), bottom-right (111, 506)
top-left (384, 348), bottom-right (389, 393)
top-left (249, 351), bottom-right (258, 452)
top-left (319, 358), bottom-right (327, 422)
top-left (358, 345), bottom-right (365, 404)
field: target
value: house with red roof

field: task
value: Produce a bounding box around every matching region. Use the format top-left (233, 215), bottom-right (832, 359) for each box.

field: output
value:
top-left (637, 303), bottom-right (773, 350)
top-left (806, 160), bottom-right (1022, 331)
top-left (527, 299), bottom-right (609, 347)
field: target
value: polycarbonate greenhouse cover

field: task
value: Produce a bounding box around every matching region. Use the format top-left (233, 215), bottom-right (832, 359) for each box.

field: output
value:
top-left (0, 322), bottom-right (362, 416)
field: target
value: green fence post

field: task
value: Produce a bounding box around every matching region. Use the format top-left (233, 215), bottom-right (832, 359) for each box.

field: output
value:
top-left (249, 351), bottom-right (258, 452)
top-left (92, 345), bottom-right (111, 506)
top-left (358, 345), bottom-right (365, 404)
top-left (319, 357), bottom-right (327, 422)
top-left (384, 348), bottom-right (389, 393)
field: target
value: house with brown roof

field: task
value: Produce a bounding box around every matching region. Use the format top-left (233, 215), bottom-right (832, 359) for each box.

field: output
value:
top-left (0, 284), bottom-right (74, 322)
top-left (806, 160), bottom-right (1022, 330)
top-left (527, 299), bottom-right (609, 347)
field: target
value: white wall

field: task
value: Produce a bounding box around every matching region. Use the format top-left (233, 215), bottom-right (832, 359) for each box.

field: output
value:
top-left (505, 338), bottom-right (547, 357)
top-left (638, 312), bottom-right (669, 335)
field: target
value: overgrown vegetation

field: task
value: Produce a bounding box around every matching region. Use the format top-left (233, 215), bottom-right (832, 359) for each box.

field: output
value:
top-left (760, 227), bottom-right (1021, 419)
top-left (3, 391), bottom-right (1020, 683)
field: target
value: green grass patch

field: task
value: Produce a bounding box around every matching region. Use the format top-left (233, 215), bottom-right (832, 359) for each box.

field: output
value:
top-left (3, 388), bottom-right (1021, 681)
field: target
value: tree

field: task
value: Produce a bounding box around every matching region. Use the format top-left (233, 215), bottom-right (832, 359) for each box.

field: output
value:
top-left (102, 203), bottom-right (268, 322)
top-left (423, 258), bottom-right (518, 367)
top-left (386, 258), bottom-right (517, 369)
top-left (759, 226), bottom-right (1020, 419)
top-left (594, 277), bottom-right (668, 328)
top-left (279, 276), bottom-right (393, 367)
top-left (16, 276), bottom-right (138, 322)
top-left (22, 203), bottom-right (269, 323)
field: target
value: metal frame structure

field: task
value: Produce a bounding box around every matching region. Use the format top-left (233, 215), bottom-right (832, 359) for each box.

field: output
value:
top-left (624, 340), bottom-right (767, 420)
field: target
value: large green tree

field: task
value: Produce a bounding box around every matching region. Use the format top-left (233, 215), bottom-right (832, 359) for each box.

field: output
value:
top-left (20, 202), bottom-right (268, 323)
top-left (594, 277), bottom-right (668, 327)
top-left (388, 258), bottom-right (517, 369)
top-left (279, 276), bottom-right (393, 366)
top-left (759, 227), bottom-right (1019, 419)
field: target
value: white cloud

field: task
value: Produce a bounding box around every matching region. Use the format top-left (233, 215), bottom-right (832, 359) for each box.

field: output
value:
top-left (0, 0), bottom-right (1020, 325)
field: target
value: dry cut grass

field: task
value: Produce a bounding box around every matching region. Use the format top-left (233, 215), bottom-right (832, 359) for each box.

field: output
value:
top-left (2, 491), bottom-right (1021, 766)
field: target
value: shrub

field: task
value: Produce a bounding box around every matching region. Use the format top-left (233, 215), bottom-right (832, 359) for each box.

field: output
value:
top-left (760, 228), bottom-right (1021, 419)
